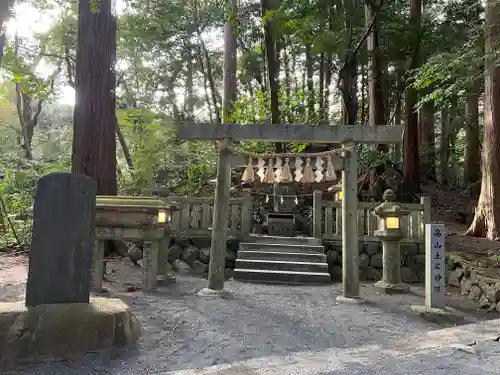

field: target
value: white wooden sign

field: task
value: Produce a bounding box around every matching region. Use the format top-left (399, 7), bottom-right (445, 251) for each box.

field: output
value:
top-left (425, 223), bottom-right (446, 309)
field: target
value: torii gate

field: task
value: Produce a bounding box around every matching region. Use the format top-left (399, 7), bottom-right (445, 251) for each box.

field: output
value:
top-left (177, 122), bottom-right (404, 300)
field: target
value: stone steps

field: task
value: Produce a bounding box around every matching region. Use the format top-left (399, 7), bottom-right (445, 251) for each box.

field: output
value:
top-left (245, 235), bottom-right (322, 247)
top-left (232, 269), bottom-right (331, 285)
top-left (239, 242), bottom-right (325, 254)
top-left (236, 259), bottom-right (329, 273)
top-left (237, 250), bottom-right (327, 263)
top-left (233, 236), bottom-right (331, 285)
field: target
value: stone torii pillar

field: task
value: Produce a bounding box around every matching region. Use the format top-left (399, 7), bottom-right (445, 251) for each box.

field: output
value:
top-left (340, 141), bottom-right (359, 300)
top-left (176, 123), bottom-right (404, 297)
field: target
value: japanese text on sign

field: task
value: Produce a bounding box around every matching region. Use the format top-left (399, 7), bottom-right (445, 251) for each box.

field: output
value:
top-left (425, 224), bottom-right (446, 308)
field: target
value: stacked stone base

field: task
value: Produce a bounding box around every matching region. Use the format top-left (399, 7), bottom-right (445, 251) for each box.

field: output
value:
top-left (447, 253), bottom-right (500, 312)
top-left (0, 297), bottom-right (141, 368)
top-left (164, 236), bottom-right (426, 283)
top-left (324, 240), bottom-right (425, 282)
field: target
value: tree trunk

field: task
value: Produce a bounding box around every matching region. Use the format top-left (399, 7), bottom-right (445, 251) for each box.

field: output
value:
top-left (439, 107), bottom-right (449, 185)
top-left (0, 0), bottom-right (13, 66)
top-left (305, 44), bottom-right (314, 122)
top-left (185, 44), bottom-right (195, 119)
top-left (360, 62), bottom-right (366, 125)
top-left (339, 62), bottom-right (357, 125)
top-left (318, 52), bottom-right (325, 121)
top-left (222, 4), bottom-right (237, 121)
top-left (116, 123), bottom-right (133, 169)
top-left (403, 0), bottom-right (421, 192)
top-left (365, 0), bottom-right (387, 151)
top-left (394, 92), bottom-right (402, 164)
top-left (72, 0), bottom-right (118, 195)
top-left (464, 80), bottom-right (481, 188)
top-left (465, 0), bottom-right (500, 238)
top-left (261, 0), bottom-right (281, 151)
top-left (419, 100), bottom-right (435, 181)
top-left (202, 63), bottom-right (215, 124)
top-left (13, 37), bottom-right (45, 160)
top-left (283, 41), bottom-right (292, 120)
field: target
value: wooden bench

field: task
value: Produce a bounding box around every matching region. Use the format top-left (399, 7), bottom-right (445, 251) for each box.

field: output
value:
top-left (93, 196), bottom-right (178, 292)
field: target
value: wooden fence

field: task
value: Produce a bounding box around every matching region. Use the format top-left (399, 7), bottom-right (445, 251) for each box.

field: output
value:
top-left (312, 192), bottom-right (431, 242)
top-left (162, 192), bottom-right (431, 242)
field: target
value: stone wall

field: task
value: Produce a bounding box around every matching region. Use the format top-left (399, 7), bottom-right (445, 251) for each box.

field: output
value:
top-left (446, 253), bottom-right (500, 313)
top-left (166, 235), bottom-right (425, 282)
top-left (166, 237), bottom-right (239, 277)
top-left (324, 240), bottom-right (425, 282)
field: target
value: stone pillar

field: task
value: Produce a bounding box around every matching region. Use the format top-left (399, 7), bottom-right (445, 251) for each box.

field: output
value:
top-left (158, 234), bottom-right (175, 284)
top-left (379, 239), bottom-right (406, 288)
top-left (374, 238), bottom-right (409, 294)
top-left (92, 239), bottom-right (105, 292)
top-left (341, 142), bottom-right (360, 299)
top-left (142, 239), bottom-right (159, 292)
top-left (241, 188), bottom-right (253, 238)
top-left (313, 190), bottom-right (323, 238)
top-left (207, 139), bottom-right (233, 291)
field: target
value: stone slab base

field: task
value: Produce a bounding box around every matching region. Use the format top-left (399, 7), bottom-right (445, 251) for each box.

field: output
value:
top-left (409, 304), bottom-right (468, 325)
top-left (0, 297), bottom-right (141, 368)
top-left (335, 295), bottom-right (365, 304)
top-left (374, 280), bottom-right (410, 294)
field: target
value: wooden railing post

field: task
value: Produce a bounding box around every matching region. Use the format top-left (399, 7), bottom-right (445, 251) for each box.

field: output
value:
top-left (313, 190), bottom-right (323, 238)
top-left (241, 188), bottom-right (253, 238)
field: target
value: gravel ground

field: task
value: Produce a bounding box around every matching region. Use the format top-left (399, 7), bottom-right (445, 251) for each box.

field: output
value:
top-left (3, 274), bottom-right (494, 375)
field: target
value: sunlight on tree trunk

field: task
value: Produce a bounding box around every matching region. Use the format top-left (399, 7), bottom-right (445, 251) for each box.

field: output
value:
top-left (465, 0), bottom-right (500, 239)
top-left (365, 0), bottom-right (387, 151)
top-left (0, 0), bottom-right (14, 66)
top-left (72, 0), bottom-right (117, 195)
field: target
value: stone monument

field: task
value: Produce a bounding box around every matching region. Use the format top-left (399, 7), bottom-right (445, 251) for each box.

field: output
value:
top-left (0, 173), bottom-right (141, 368)
top-left (26, 172), bottom-right (96, 306)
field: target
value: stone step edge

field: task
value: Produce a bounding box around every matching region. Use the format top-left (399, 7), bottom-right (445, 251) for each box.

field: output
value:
top-left (237, 250), bottom-right (326, 257)
top-left (233, 269), bottom-right (331, 276)
top-left (240, 242), bottom-right (324, 249)
top-left (236, 259), bottom-right (327, 266)
top-left (247, 235), bottom-right (318, 240)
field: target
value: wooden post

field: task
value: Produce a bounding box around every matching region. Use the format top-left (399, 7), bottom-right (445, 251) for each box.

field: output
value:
top-left (208, 139), bottom-right (233, 291)
top-left (92, 239), bottom-right (105, 292)
top-left (142, 240), bottom-right (159, 292)
top-left (341, 142), bottom-right (360, 299)
top-left (241, 188), bottom-right (253, 238)
top-left (313, 190), bottom-right (323, 238)
top-left (425, 223), bottom-right (446, 308)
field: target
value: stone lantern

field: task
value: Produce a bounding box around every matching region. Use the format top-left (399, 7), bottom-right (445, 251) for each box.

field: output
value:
top-left (372, 189), bottom-right (411, 294)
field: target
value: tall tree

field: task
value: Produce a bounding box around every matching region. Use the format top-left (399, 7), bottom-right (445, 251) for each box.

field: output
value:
top-left (463, 79), bottom-right (481, 187)
top-left (72, 0), bottom-right (117, 195)
top-left (365, 0), bottom-right (387, 151)
top-left (465, 0), bottom-right (500, 239)
top-left (261, 0), bottom-right (282, 151)
top-left (0, 0), bottom-right (13, 66)
top-left (403, 0), bottom-right (421, 192)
